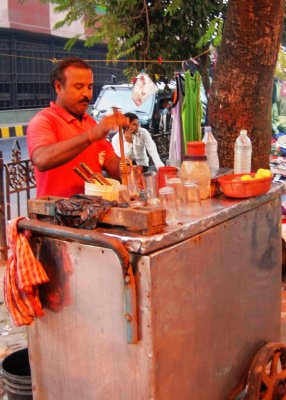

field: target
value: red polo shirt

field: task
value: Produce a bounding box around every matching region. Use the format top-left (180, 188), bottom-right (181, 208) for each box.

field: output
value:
top-left (27, 102), bottom-right (116, 197)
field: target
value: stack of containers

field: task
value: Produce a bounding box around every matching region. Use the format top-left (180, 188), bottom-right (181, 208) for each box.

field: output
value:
top-left (179, 141), bottom-right (211, 200)
top-left (157, 166), bottom-right (179, 189)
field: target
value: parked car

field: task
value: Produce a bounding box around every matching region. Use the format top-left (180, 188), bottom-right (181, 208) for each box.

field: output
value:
top-left (91, 82), bottom-right (176, 131)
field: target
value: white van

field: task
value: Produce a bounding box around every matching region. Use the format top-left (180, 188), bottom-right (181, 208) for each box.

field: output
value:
top-left (91, 82), bottom-right (176, 132)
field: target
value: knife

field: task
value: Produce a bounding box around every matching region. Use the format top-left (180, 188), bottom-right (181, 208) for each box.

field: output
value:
top-left (73, 167), bottom-right (93, 183)
top-left (79, 162), bottom-right (112, 186)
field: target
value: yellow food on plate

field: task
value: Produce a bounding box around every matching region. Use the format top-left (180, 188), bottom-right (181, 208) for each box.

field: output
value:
top-left (254, 168), bottom-right (272, 179)
top-left (261, 169), bottom-right (272, 178)
top-left (255, 169), bottom-right (265, 179)
top-left (241, 175), bottom-right (253, 181)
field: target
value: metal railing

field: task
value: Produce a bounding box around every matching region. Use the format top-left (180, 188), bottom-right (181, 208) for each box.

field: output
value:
top-left (0, 151), bottom-right (6, 261)
top-left (0, 141), bottom-right (36, 261)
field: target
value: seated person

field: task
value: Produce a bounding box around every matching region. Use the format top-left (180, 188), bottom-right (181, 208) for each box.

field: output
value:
top-left (112, 112), bottom-right (164, 173)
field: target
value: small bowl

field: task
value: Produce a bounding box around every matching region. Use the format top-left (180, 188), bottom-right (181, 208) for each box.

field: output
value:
top-left (85, 178), bottom-right (120, 201)
top-left (218, 173), bottom-right (272, 198)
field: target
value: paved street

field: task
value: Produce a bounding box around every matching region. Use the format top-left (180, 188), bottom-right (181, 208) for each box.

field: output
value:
top-left (0, 262), bottom-right (27, 400)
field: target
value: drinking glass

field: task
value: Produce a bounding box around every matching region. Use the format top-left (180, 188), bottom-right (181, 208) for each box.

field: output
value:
top-left (181, 181), bottom-right (202, 218)
top-left (158, 166), bottom-right (179, 189)
top-left (165, 177), bottom-right (185, 213)
top-left (159, 186), bottom-right (178, 225)
top-left (143, 171), bottom-right (160, 205)
top-left (117, 184), bottom-right (131, 204)
top-left (166, 159), bottom-right (181, 169)
top-left (127, 169), bottom-right (139, 199)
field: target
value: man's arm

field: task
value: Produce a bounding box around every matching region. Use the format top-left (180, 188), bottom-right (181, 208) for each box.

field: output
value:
top-left (112, 128), bottom-right (134, 159)
top-left (111, 132), bottom-right (121, 157)
top-left (29, 114), bottom-right (128, 172)
top-left (104, 153), bottom-right (121, 181)
top-left (142, 129), bottom-right (165, 168)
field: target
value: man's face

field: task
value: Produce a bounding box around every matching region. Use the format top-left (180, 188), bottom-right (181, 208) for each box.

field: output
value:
top-left (129, 119), bottom-right (139, 134)
top-left (55, 66), bottom-right (93, 117)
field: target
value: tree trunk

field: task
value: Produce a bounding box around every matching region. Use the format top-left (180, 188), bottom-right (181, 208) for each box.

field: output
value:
top-left (208, 0), bottom-right (284, 170)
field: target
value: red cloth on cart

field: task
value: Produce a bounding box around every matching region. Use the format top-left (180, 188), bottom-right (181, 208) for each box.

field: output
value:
top-left (4, 217), bottom-right (49, 326)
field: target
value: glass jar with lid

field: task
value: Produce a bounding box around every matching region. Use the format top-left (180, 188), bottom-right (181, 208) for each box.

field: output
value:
top-left (179, 154), bottom-right (211, 200)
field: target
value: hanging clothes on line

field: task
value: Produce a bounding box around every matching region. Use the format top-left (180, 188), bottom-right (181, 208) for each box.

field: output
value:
top-left (169, 74), bottom-right (184, 161)
top-left (181, 70), bottom-right (202, 150)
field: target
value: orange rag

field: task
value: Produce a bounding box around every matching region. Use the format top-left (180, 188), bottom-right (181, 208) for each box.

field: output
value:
top-left (4, 217), bottom-right (49, 326)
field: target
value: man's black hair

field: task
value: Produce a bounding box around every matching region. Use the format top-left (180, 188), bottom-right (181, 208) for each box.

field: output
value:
top-left (124, 112), bottom-right (138, 122)
top-left (50, 57), bottom-right (92, 89)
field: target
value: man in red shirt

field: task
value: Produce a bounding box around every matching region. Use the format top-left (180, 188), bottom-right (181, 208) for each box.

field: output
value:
top-left (27, 57), bottom-right (126, 197)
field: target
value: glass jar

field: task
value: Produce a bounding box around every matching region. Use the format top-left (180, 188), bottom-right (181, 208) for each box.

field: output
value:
top-left (179, 155), bottom-right (211, 200)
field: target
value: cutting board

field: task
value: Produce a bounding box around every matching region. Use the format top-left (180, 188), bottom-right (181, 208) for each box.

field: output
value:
top-left (28, 196), bottom-right (166, 236)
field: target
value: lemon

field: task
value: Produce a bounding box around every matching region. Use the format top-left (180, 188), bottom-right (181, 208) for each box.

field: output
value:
top-left (255, 168), bottom-right (265, 179)
top-left (241, 175), bottom-right (253, 181)
top-left (255, 168), bottom-right (271, 179)
top-left (261, 169), bottom-right (272, 178)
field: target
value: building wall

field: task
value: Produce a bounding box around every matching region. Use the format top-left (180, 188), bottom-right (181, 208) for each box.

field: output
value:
top-left (0, 0), bottom-right (86, 38)
top-left (0, 0), bottom-right (9, 28)
top-left (8, 0), bottom-right (50, 34)
top-left (50, 4), bottom-right (85, 38)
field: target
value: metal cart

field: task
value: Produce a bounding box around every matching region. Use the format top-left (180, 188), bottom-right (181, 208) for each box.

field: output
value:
top-left (19, 184), bottom-right (283, 399)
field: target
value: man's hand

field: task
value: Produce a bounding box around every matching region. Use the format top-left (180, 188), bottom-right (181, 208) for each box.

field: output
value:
top-left (124, 127), bottom-right (133, 143)
top-left (111, 109), bottom-right (130, 129)
top-left (89, 113), bottom-right (130, 142)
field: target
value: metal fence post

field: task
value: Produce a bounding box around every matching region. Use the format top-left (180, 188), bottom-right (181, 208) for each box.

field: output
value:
top-left (0, 151), bottom-right (8, 261)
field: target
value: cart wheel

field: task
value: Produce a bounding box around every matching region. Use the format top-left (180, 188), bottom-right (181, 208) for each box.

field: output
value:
top-left (244, 342), bottom-right (286, 399)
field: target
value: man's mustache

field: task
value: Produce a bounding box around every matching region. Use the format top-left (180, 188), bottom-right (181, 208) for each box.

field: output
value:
top-left (80, 97), bottom-right (90, 103)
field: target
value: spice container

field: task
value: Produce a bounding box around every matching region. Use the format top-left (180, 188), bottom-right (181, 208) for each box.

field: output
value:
top-left (179, 155), bottom-right (211, 200)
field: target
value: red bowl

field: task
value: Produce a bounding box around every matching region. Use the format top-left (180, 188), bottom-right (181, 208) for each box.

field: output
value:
top-left (218, 173), bottom-right (272, 198)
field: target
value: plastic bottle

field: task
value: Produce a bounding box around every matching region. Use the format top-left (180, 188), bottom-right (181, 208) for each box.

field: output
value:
top-left (202, 126), bottom-right (219, 169)
top-left (179, 154), bottom-right (211, 200)
top-left (234, 129), bottom-right (252, 174)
